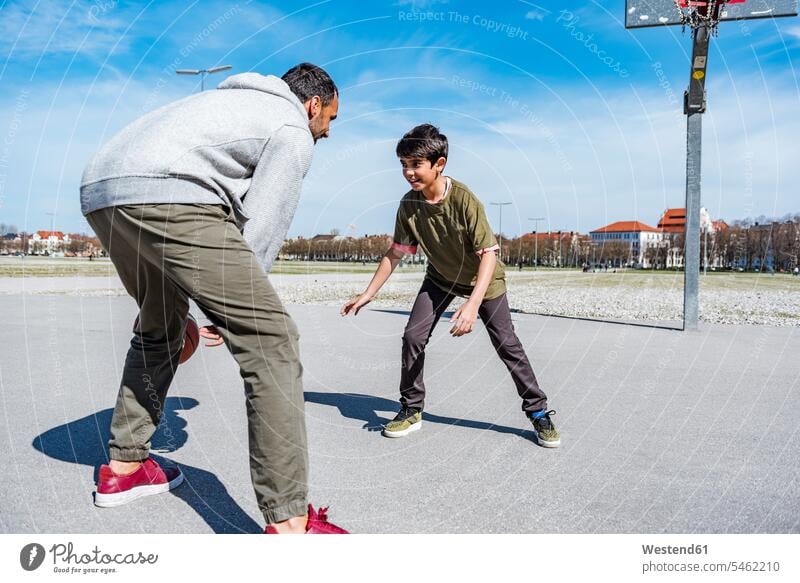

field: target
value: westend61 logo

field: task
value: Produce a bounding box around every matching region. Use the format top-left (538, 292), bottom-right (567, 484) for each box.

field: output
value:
top-left (19, 542), bottom-right (158, 575)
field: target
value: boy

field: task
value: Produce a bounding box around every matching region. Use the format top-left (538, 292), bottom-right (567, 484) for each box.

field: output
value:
top-left (341, 124), bottom-right (559, 447)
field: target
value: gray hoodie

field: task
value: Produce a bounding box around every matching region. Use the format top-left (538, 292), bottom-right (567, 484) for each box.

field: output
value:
top-left (80, 73), bottom-right (314, 271)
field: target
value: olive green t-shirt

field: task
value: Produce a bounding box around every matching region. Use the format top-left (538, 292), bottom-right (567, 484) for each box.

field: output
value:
top-left (392, 178), bottom-right (507, 300)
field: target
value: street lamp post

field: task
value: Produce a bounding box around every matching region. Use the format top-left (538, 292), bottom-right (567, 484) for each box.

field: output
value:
top-left (528, 217), bottom-right (545, 269)
top-left (176, 65), bottom-right (233, 92)
top-left (490, 202), bottom-right (512, 261)
top-left (45, 212), bottom-right (56, 255)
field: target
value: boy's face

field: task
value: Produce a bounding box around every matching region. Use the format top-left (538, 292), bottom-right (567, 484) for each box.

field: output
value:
top-left (400, 156), bottom-right (446, 191)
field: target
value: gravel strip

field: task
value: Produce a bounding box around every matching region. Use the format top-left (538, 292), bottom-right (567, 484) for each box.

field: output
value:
top-left (2, 269), bottom-right (797, 326)
top-left (270, 271), bottom-right (799, 327)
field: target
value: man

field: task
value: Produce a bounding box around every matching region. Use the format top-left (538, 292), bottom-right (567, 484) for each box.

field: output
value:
top-left (80, 63), bottom-right (346, 534)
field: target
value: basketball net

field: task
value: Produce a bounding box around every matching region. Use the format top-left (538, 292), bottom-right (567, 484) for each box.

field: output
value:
top-left (673, 0), bottom-right (728, 33)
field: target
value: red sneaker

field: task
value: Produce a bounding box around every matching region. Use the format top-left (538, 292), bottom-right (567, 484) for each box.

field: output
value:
top-left (94, 458), bottom-right (184, 508)
top-left (264, 504), bottom-right (349, 534)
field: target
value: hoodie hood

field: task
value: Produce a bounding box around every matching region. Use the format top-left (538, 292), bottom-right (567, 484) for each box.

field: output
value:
top-left (216, 73), bottom-right (308, 119)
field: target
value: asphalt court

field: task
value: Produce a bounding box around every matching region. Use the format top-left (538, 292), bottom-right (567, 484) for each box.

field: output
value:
top-left (1, 294), bottom-right (798, 533)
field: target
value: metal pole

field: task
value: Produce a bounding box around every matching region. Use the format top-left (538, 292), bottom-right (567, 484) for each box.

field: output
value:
top-left (491, 202), bottom-right (512, 261)
top-left (683, 24), bottom-right (710, 331)
top-left (499, 209), bottom-right (503, 258)
top-left (558, 232), bottom-right (562, 268)
top-left (528, 217), bottom-right (544, 269)
top-left (684, 112), bottom-right (702, 329)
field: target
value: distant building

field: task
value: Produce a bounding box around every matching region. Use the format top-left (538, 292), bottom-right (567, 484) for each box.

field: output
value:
top-left (522, 232), bottom-right (563, 242)
top-left (711, 219), bottom-right (729, 232)
top-left (0, 233), bottom-right (23, 255)
top-left (748, 222), bottom-right (780, 271)
top-left (28, 231), bottom-right (70, 255)
top-left (311, 235), bottom-right (338, 243)
top-left (657, 208), bottom-right (723, 268)
top-left (657, 208), bottom-right (685, 234)
top-left (657, 207), bottom-right (714, 234)
top-left (590, 221), bottom-right (664, 267)
top-left (65, 233), bottom-right (105, 257)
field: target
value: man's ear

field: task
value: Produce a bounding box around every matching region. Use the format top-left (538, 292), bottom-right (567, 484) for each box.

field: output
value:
top-left (435, 156), bottom-right (447, 172)
top-left (306, 95), bottom-right (322, 120)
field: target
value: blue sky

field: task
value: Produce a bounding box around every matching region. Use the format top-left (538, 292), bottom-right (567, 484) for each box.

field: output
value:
top-left (0, 0), bottom-right (798, 237)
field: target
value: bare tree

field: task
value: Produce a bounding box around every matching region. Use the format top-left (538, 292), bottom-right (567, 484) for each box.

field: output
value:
top-left (597, 241), bottom-right (628, 267)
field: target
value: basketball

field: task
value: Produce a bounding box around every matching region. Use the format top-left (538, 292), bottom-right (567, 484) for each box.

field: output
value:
top-left (131, 313), bottom-right (200, 364)
top-left (179, 314), bottom-right (200, 364)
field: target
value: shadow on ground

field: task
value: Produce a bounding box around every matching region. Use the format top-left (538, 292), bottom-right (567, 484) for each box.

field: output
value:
top-left (305, 391), bottom-right (535, 439)
top-left (370, 307), bottom-right (681, 331)
top-left (32, 396), bottom-right (261, 533)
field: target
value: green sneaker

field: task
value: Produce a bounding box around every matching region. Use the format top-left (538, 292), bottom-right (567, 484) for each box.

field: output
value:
top-left (529, 410), bottom-right (560, 448)
top-left (383, 407), bottom-right (422, 438)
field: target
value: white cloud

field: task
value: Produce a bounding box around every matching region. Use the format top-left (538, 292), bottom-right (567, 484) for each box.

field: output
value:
top-left (1, 68), bottom-right (798, 238)
top-left (783, 25), bottom-right (800, 40)
top-left (525, 10), bottom-right (547, 22)
top-left (298, 74), bottom-right (800, 237)
top-left (0, 0), bottom-right (133, 59)
top-left (0, 77), bottom-right (187, 233)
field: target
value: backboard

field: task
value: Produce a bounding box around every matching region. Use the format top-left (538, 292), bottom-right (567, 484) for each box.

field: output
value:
top-left (625, 0), bottom-right (798, 28)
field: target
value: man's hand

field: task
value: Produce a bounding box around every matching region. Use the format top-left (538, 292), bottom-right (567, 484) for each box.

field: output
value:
top-left (340, 293), bottom-right (373, 316)
top-left (450, 301), bottom-right (479, 337)
top-left (199, 325), bottom-right (224, 347)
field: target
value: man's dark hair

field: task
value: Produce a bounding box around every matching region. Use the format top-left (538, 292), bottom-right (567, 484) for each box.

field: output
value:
top-left (396, 124), bottom-right (448, 164)
top-left (281, 63), bottom-right (337, 106)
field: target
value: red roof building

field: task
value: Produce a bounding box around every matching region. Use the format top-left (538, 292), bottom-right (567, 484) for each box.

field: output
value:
top-left (590, 221), bottom-right (661, 234)
top-left (28, 230), bottom-right (70, 255)
top-left (34, 230), bottom-right (66, 240)
top-left (657, 208), bottom-right (718, 234)
top-left (657, 208), bottom-right (686, 234)
top-left (521, 230), bottom-right (579, 241)
top-left (589, 221), bottom-right (664, 267)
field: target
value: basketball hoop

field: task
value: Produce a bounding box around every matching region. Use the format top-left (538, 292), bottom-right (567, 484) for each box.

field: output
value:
top-left (674, 0), bottom-right (736, 33)
top-left (627, 0), bottom-right (799, 331)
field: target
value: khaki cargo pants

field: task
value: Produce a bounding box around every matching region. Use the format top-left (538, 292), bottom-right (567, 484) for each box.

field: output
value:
top-left (86, 203), bottom-right (307, 524)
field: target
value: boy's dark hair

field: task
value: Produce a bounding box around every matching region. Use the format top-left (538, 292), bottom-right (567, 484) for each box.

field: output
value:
top-left (396, 124), bottom-right (448, 164)
top-left (281, 63), bottom-right (338, 106)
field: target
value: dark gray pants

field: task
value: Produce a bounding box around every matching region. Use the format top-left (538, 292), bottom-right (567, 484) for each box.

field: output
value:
top-left (400, 278), bottom-right (548, 414)
top-left (86, 203), bottom-right (308, 524)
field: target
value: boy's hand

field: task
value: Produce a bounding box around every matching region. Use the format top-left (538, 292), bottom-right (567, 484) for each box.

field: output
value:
top-left (199, 325), bottom-right (224, 347)
top-left (340, 293), bottom-right (373, 316)
top-left (450, 301), bottom-right (479, 337)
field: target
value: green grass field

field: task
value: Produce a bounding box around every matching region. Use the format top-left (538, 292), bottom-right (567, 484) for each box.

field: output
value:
top-left (0, 256), bottom-right (424, 277)
top-left (1, 256), bottom-right (796, 293)
top-left (0, 256), bottom-right (118, 277)
top-left (269, 260), bottom-right (425, 275)
top-left (508, 270), bottom-right (798, 292)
